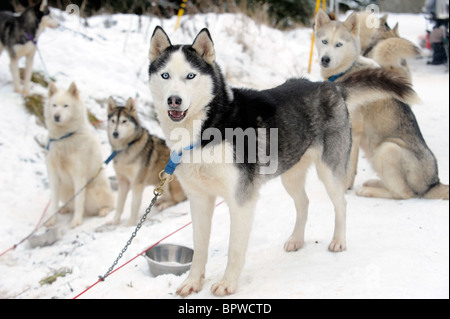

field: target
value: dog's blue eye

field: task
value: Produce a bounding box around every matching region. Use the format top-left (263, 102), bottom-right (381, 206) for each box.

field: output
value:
top-left (161, 73), bottom-right (170, 79)
top-left (322, 40), bottom-right (328, 45)
top-left (336, 42), bottom-right (343, 48)
top-left (187, 73), bottom-right (196, 80)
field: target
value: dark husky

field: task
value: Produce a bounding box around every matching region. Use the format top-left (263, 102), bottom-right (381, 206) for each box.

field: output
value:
top-left (0, 0), bottom-right (58, 95)
top-left (107, 97), bottom-right (186, 226)
top-left (148, 26), bottom-right (420, 296)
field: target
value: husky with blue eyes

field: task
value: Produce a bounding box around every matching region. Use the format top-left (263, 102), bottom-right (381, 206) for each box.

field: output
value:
top-left (148, 26), bottom-right (420, 297)
top-left (315, 9), bottom-right (448, 201)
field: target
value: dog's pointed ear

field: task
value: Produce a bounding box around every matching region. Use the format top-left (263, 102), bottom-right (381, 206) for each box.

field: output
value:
top-left (380, 14), bottom-right (389, 29)
top-left (67, 82), bottom-right (80, 99)
top-left (315, 9), bottom-right (331, 31)
top-left (150, 26), bottom-right (172, 62)
top-left (48, 82), bottom-right (58, 97)
top-left (344, 11), bottom-right (360, 37)
top-left (107, 97), bottom-right (116, 113)
top-left (192, 28), bottom-right (216, 64)
top-left (393, 23), bottom-right (400, 36)
top-left (125, 98), bottom-right (137, 114)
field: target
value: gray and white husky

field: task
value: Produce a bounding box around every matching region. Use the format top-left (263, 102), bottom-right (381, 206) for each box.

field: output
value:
top-left (0, 0), bottom-right (58, 95)
top-left (106, 97), bottom-right (186, 226)
top-left (148, 26), bottom-right (419, 296)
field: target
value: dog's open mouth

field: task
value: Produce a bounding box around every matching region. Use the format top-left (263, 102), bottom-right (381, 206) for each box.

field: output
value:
top-left (168, 109), bottom-right (189, 122)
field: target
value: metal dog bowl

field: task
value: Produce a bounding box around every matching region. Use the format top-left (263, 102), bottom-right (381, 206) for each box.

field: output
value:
top-left (28, 227), bottom-right (60, 248)
top-left (144, 244), bottom-right (193, 277)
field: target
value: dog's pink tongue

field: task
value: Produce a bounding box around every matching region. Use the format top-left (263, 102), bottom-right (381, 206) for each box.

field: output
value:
top-left (170, 111), bottom-right (184, 117)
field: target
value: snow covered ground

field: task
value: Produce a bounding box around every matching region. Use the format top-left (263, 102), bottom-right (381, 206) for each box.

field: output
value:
top-left (0, 9), bottom-right (448, 299)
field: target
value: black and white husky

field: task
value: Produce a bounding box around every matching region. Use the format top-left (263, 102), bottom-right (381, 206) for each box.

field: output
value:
top-left (148, 27), bottom-right (419, 297)
top-left (0, 0), bottom-right (58, 95)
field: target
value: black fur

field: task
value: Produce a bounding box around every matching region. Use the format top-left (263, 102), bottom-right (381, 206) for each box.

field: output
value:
top-left (149, 44), bottom-right (352, 185)
top-left (0, 1), bottom-right (49, 57)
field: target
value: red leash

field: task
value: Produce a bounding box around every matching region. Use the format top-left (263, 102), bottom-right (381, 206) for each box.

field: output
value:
top-left (0, 200), bottom-right (51, 258)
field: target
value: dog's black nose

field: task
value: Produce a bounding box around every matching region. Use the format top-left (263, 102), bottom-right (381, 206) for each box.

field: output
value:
top-left (321, 56), bottom-right (331, 66)
top-left (113, 132), bottom-right (119, 139)
top-left (54, 114), bottom-right (60, 122)
top-left (167, 96), bottom-right (182, 108)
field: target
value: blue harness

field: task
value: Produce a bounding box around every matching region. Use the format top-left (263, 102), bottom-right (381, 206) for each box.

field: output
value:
top-left (104, 139), bottom-right (139, 165)
top-left (46, 132), bottom-right (76, 151)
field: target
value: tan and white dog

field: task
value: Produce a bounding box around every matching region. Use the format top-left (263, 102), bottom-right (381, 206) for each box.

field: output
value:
top-left (315, 9), bottom-right (448, 200)
top-left (363, 20), bottom-right (422, 82)
top-left (44, 82), bottom-right (115, 228)
top-left (106, 97), bottom-right (186, 226)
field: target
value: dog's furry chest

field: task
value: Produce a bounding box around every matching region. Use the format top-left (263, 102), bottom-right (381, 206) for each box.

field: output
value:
top-left (46, 133), bottom-right (100, 173)
top-left (174, 143), bottom-right (241, 200)
top-left (112, 137), bottom-right (165, 185)
top-left (113, 158), bottom-right (159, 186)
top-left (12, 42), bottom-right (36, 58)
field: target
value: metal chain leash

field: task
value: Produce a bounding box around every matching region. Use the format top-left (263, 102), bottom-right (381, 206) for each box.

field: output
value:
top-left (98, 171), bottom-right (174, 282)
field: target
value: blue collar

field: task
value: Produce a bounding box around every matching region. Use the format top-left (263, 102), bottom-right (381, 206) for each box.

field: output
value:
top-left (328, 71), bottom-right (347, 82)
top-left (164, 143), bottom-right (200, 176)
top-left (327, 64), bottom-right (355, 82)
top-left (46, 132), bottom-right (76, 151)
top-left (104, 139), bottom-right (139, 165)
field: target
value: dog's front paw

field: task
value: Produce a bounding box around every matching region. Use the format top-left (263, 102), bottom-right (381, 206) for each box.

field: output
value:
top-left (98, 207), bottom-right (112, 217)
top-left (177, 279), bottom-right (203, 297)
top-left (107, 219), bottom-right (120, 226)
top-left (211, 280), bottom-right (238, 296)
top-left (59, 206), bottom-right (71, 215)
top-left (70, 217), bottom-right (83, 228)
top-left (155, 199), bottom-right (175, 211)
top-left (329, 239), bottom-right (346, 252)
top-left (45, 215), bottom-right (57, 227)
top-left (284, 236), bottom-right (304, 252)
top-left (356, 187), bottom-right (375, 197)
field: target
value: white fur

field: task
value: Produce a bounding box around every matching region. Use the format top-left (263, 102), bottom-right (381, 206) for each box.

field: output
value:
top-left (45, 83), bottom-right (114, 228)
top-left (150, 50), bottom-right (215, 151)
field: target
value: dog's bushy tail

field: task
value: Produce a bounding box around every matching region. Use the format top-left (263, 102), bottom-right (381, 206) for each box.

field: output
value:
top-left (372, 38), bottom-right (422, 66)
top-left (337, 68), bottom-right (422, 112)
top-left (424, 183), bottom-right (449, 200)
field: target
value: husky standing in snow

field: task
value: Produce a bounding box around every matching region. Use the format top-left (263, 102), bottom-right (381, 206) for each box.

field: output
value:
top-left (106, 97), bottom-right (186, 226)
top-left (148, 26), bottom-right (420, 296)
top-left (315, 9), bottom-right (448, 200)
top-left (44, 82), bottom-right (115, 228)
top-left (0, 0), bottom-right (58, 95)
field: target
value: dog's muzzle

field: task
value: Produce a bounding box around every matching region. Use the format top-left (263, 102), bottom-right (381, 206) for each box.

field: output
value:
top-left (321, 56), bottom-right (331, 68)
top-left (167, 95), bottom-right (189, 122)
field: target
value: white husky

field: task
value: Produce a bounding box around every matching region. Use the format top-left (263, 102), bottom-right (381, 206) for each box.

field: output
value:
top-left (44, 82), bottom-right (115, 228)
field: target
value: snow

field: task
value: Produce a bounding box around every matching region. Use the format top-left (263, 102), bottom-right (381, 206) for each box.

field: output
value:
top-left (0, 10), bottom-right (448, 299)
